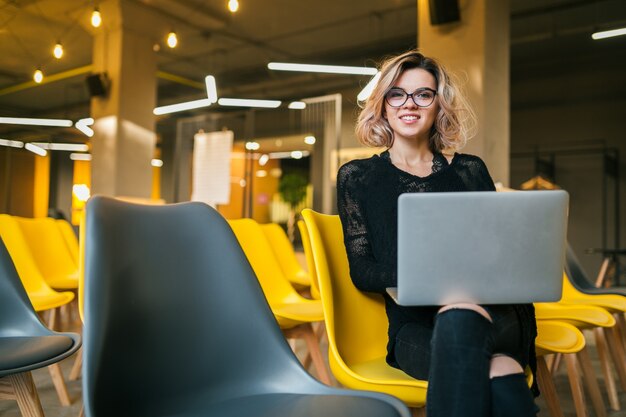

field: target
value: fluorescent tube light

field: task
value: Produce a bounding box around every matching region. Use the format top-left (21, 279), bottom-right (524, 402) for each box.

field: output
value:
top-left (154, 98), bottom-right (212, 115)
top-left (592, 27), bottom-right (626, 40)
top-left (269, 151), bottom-right (310, 159)
top-left (70, 153), bottom-right (92, 161)
top-left (288, 101), bottom-right (306, 109)
top-left (357, 72), bottom-right (382, 101)
top-left (76, 118), bottom-right (94, 137)
top-left (151, 159), bottom-right (164, 167)
top-left (218, 98), bottom-right (282, 108)
top-left (205, 76), bottom-right (218, 103)
top-left (25, 143), bottom-right (47, 156)
top-left (33, 142), bottom-right (89, 152)
top-left (268, 62), bottom-right (378, 76)
top-left (0, 117), bottom-right (73, 127)
top-left (0, 138), bottom-right (24, 148)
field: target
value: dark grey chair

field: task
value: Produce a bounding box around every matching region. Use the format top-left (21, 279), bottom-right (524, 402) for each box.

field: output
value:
top-left (0, 237), bottom-right (81, 417)
top-left (566, 244), bottom-right (626, 296)
top-left (82, 196), bottom-right (409, 417)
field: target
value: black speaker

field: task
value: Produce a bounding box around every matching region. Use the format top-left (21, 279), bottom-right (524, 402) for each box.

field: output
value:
top-left (85, 72), bottom-right (110, 97)
top-left (429, 0), bottom-right (460, 25)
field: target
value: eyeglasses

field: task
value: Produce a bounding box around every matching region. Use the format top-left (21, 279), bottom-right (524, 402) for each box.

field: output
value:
top-left (385, 87), bottom-right (437, 108)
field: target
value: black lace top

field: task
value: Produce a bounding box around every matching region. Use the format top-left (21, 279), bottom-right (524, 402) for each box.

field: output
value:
top-left (336, 150), bottom-right (538, 395)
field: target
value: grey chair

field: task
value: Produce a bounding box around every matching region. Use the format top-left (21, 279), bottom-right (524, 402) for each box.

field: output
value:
top-left (82, 196), bottom-right (409, 417)
top-left (0, 237), bottom-right (81, 417)
top-left (566, 244), bottom-right (626, 296)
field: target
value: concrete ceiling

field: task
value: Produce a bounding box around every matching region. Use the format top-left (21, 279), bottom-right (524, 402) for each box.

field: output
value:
top-left (0, 0), bottom-right (625, 142)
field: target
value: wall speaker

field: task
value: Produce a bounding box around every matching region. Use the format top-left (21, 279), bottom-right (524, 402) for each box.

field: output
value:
top-left (429, 0), bottom-right (460, 25)
top-left (85, 72), bottom-right (110, 98)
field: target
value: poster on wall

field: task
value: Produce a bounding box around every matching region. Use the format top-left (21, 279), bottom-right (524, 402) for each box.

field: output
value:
top-left (191, 130), bottom-right (234, 207)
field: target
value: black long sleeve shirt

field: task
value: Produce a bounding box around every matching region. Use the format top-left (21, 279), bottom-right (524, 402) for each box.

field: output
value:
top-left (337, 150), bottom-right (538, 394)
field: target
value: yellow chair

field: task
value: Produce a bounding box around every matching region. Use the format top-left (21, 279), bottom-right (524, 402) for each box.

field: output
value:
top-left (228, 218), bottom-right (331, 385)
top-left (301, 209), bottom-right (427, 409)
top-left (0, 215), bottom-right (74, 314)
top-left (260, 223), bottom-right (311, 289)
top-left (535, 320), bottom-right (587, 417)
top-left (56, 219), bottom-right (79, 266)
top-left (559, 273), bottom-right (626, 393)
top-left (535, 303), bottom-right (613, 416)
top-left (297, 219), bottom-right (320, 300)
top-left (15, 217), bottom-right (79, 290)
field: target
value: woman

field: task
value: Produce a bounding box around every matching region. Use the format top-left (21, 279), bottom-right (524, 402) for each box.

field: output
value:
top-left (337, 50), bottom-right (538, 417)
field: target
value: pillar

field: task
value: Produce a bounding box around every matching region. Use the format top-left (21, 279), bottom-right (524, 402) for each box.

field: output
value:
top-left (90, 0), bottom-right (157, 197)
top-left (418, 0), bottom-right (510, 185)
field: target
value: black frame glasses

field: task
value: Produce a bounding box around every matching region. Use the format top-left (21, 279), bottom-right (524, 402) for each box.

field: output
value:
top-left (385, 87), bottom-right (437, 108)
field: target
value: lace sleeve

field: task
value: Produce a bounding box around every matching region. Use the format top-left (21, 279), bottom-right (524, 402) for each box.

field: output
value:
top-left (337, 162), bottom-right (396, 293)
top-left (456, 155), bottom-right (496, 191)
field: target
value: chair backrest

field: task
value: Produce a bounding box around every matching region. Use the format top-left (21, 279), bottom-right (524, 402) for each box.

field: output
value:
top-left (0, 237), bottom-right (45, 339)
top-left (298, 219), bottom-right (320, 299)
top-left (228, 218), bottom-right (304, 304)
top-left (15, 217), bottom-right (78, 279)
top-left (301, 209), bottom-right (389, 365)
top-left (0, 214), bottom-right (57, 296)
top-left (260, 223), bottom-right (310, 286)
top-left (83, 197), bottom-right (313, 416)
top-left (56, 219), bottom-right (79, 266)
top-left (564, 243), bottom-right (595, 291)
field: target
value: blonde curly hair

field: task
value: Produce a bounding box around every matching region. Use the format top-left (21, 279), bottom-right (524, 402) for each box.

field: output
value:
top-left (355, 49), bottom-right (476, 152)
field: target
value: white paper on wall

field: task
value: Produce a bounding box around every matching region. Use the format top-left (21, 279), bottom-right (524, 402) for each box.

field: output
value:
top-left (191, 130), bottom-right (234, 206)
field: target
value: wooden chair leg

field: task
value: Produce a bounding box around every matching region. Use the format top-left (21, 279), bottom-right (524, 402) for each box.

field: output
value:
top-left (69, 348), bottom-right (83, 381)
top-left (536, 356), bottom-right (565, 417)
top-left (78, 404), bottom-right (85, 417)
top-left (617, 314), bottom-right (626, 349)
top-left (605, 326), bottom-right (626, 391)
top-left (577, 347), bottom-right (606, 417)
top-left (48, 362), bottom-right (72, 406)
top-left (550, 353), bottom-right (563, 374)
top-left (595, 258), bottom-right (611, 287)
top-left (5, 373), bottom-right (45, 417)
top-left (411, 407), bottom-right (426, 417)
top-left (46, 308), bottom-right (58, 331)
top-left (300, 323), bottom-right (332, 386)
top-left (595, 328), bottom-right (620, 411)
top-left (565, 354), bottom-right (588, 417)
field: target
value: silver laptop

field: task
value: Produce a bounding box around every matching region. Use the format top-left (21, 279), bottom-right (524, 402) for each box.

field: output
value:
top-left (387, 190), bottom-right (568, 306)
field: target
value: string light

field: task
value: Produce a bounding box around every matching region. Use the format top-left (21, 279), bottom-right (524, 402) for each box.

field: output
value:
top-left (53, 42), bottom-right (63, 59)
top-left (228, 0), bottom-right (239, 12)
top-left (33, 69), bottom-right (43, 83)
top-left (91, 7), bottom-right (102, 28)
top-left (166, 31), bottom-right (178, 48)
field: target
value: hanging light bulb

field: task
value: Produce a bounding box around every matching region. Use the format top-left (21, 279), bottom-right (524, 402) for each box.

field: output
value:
top-left (166, 31), bottom-right (178, 48)
top-left (33, 69), bottom-right (43, 83)
top-left (53, 42), bottom-right (63, 59)
top-left (228, 0), bottom-right (239, 12)
top-left (91, 7), bottom-right (102, 28)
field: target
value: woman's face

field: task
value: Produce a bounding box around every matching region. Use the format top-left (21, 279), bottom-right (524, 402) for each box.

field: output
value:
top-left (384, 68), bottom-right (439, 145)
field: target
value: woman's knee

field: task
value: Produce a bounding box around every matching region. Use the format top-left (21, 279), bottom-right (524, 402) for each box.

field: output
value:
top-left (490, 355), bottom-right (524, 378)
top-left (438, 303), bottom-right (493, 323)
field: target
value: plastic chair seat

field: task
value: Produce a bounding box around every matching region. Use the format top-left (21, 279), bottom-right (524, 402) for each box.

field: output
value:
top-left (28, 289), bottom-right (75, 312)
top-left (273, 301), bottom-right (325, 328)
top-left (535, 303), bottom-right (615, 329)
top-left (535, 321), bottom-right (586, 356)
top-left (46, 271), bottom-right (79, 290)
top-left (0, 335), bottom-right (74, 375)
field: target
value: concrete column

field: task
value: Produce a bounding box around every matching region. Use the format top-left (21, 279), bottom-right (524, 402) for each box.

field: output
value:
top-left (90, 0), bottom-right (157, 197)
top-left (418, 0), bottom-right (510, 185)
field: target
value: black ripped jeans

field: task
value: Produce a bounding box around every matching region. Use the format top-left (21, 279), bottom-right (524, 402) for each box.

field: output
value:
top-left (393, 306), bottom-right (537, 417)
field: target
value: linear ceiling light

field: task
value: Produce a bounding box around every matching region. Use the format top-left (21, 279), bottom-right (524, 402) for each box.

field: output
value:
top-left (33, 142), bottom-right (89, 152)
top-left (288, 101), bottom-right (306, 109)
top-left (205, 76), bottom-right (218, 103)
top-left (592, 27), bottom-right (626, 40)
top-left (0, 117), bottom-right (73, 127)
top-left (357, 72), bottom-right (382, 101)
top-left (218, 98), bottom-right (281, 108)
top-left (0, 138), bottom-right (24, 148)
top-left (154, 98), bottom-right (212, 115)
top-left (75, 117), bottom-right (94, 137)
top-left (268, 62), bottom-right (378, 76)
top-left (25, 143), bottom-right (47, 156)
top-left (70, 153), bottom-right (92, 161)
